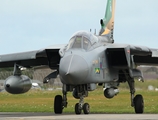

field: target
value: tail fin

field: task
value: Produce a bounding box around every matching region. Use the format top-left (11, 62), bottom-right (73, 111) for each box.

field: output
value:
top-left (99, 0), bottom-right (116, 42)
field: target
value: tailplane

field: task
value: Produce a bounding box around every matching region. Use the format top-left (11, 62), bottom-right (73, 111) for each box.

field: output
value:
top-left (99, 0), bottom-right (116, 43)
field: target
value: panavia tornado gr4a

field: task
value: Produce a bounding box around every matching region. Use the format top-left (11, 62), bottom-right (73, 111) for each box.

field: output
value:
top-left (0, 0), bottom-right (157, 114)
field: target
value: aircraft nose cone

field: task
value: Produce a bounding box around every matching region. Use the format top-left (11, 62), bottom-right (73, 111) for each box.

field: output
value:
top-left (59, 55), bottom-right (89, 85)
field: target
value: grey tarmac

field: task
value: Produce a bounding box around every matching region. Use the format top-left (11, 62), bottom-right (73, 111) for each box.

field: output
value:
top-left (0, 113), bottom-right (158, 120)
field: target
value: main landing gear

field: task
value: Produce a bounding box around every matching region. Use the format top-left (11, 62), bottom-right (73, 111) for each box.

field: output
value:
top-left (54, 84), bottom-right (90, 114)
top-left (128, 78), bottom-right (144, 113)
top-left (54, 84), bottom-right (67, 114)
top-left (54, 80), bottom-right (144, 114)
top-left (54, 95), bottom-right (63, 114)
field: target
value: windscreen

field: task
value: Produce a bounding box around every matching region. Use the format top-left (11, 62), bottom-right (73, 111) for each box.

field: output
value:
top-left (72, 36), bottom-right (82, 48)
top-left (67, 35), bottom-right (92, 51)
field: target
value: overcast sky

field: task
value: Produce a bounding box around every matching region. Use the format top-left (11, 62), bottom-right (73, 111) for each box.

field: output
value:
top-left (0, 0), bottom-right (158, 54)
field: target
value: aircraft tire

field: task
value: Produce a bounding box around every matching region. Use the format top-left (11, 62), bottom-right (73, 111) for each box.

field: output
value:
top-left (134, 94), bottom-right (144, 114)
top-left (75, 103), bottom-right (81, 114)
top-left (72, 89), bottom-right (80, 99)
top-left (83, 103), bottom-right (90, 114)
top-left (54, 95), bottom-right (63, 114)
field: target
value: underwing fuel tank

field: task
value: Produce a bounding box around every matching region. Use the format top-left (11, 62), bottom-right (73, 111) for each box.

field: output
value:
top-left (4, 75), bottom-right (32, 94)
top-left (104, 88), bottom-right (119, 99)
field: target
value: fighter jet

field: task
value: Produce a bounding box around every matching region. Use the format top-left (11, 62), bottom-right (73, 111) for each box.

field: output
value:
top-left (0, 0), bottom-right (157, 114)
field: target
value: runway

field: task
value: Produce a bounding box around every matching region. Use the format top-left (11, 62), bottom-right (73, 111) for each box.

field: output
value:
top-left (0, 113), bottom-right (158, 120)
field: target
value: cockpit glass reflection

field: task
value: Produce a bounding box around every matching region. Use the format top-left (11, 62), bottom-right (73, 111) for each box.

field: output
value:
top-left (83, 37), bottom-right (91, 50)
top-left (72, 36), bottom-right (82, 48)
top-left (67, 36), bottom-right (91, 50)
top-left (67, 37), bottom-right (75, 50)
top-left (67, 31), bottom-right (97, 51)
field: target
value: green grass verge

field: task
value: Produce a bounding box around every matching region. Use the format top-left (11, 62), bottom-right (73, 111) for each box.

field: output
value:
top-left (0, 80), bottom-right (158, 113)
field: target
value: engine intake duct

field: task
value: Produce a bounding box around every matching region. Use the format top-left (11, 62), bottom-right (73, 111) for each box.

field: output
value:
top-left (106, 48), bottom-right (128, 68)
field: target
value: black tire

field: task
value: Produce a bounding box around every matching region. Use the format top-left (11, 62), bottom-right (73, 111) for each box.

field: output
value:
top-left (134, 94), bottom-right (144, 114)
top-left (54, 95), bottom-right (63, 114)
top-left (83, 103), bottom-right (90, 114)
top-left (75, 103), bottom-right (81, 114)
top-left (73, 89), bottom-right (80, 99)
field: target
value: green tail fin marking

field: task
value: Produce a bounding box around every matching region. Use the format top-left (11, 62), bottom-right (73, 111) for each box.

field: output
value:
top-left (99, 0), bottom-right (116, 38)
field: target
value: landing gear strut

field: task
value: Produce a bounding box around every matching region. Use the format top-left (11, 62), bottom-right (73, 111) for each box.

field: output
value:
top-left (127, 78), bottom-right (144, 113)
top-left (74, 86), bottom-right (90, 114)
top-left (54, 84), bottom-right (68, 114)
top-left (54, 84), bottom-right (90, 114)
top-left (75, 95), bottom-right (90, 114)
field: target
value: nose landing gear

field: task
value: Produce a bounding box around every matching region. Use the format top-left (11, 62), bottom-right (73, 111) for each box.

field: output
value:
top-left (75, 96), bottom-right (90, 114)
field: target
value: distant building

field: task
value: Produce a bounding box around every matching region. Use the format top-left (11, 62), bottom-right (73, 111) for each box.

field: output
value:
top-left (33, 68), bottom-right (62, 88)
top-left (138, 66), bottom-right (158, 80)
top-left (0, 80), bottom-right (5, 91)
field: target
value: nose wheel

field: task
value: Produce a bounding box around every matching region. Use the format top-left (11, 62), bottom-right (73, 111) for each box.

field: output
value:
top-left (75, 102), bottom-right (90, 114)
top-left (83, 103), bottom-right (90, 114)
top-left (75, 95), bottom-right (90, 114)
top-left (75, 103), bottom-right (82, 114)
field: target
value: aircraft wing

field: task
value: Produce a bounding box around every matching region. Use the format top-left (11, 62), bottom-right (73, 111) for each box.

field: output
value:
top-left (0, 44), bottom-right (66, 69)
top-left (133, 47), bottom-right (158, 66)
top-left (106, 44), bottom-right (158, 68)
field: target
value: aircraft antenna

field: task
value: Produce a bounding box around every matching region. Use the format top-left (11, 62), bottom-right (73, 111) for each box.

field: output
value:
top-left (94, 29), bottom-right (96, 35)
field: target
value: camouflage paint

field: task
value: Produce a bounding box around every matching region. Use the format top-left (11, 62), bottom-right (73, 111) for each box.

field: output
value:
top-left (101, 0), bottom-right (116, 36)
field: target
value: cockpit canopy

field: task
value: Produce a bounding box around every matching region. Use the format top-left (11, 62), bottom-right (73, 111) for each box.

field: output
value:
top-left (67, 31), bottom-right (98, 51)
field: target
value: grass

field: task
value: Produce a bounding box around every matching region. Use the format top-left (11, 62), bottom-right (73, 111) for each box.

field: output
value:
top-left (0, 80), bottom-right (158, 113)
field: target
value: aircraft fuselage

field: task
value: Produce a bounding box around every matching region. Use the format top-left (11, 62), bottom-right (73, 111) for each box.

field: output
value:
top-left (59, 31), bottom-right (118, 86)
